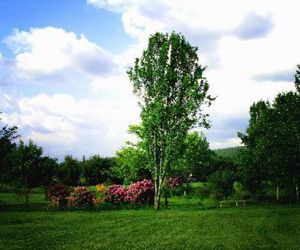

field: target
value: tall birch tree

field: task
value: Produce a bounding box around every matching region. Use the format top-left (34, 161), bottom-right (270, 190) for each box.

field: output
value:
top-left (128, 32), bottom-right (214, 209)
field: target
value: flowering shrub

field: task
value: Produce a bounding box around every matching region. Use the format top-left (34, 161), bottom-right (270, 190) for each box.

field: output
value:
top-left (96, 183), bottom-right (105, 193)
top-left (93, 197), bottom-right (102, 206)
top-left (126, 180), bottom-right (154, 205)
top-left (165, 176), bottom-right (185, 189)
top-left (105, 181), bottom-right (154, 206)
top-left (105, 185), bottom-right (127, 205)
top-left (46, 183), bottom-right (70, 208)
top-left (67, 186), bottom-right (96, 208)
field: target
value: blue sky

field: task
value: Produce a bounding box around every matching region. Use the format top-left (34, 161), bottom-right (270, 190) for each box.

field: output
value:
top-left (0, 0), bottom-right (135, 56)
top-left (0, 0), bottom-right (299, 159)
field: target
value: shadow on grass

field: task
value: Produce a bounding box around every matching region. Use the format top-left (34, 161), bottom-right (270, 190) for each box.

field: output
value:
top-left (0, 201), bottom-right (214, 212)
top-left (1, 198), bottom-right (299, 213)
top-left (0, 203), bottom-right (47, 212)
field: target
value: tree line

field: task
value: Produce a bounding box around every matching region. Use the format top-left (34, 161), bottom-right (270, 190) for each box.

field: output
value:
top-left (0, 32), bottom-right (299, 209)
top-left (0, 127), bottom-right (118, 206)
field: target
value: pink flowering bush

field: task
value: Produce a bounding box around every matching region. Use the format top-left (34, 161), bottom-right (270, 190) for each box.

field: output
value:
top-left (105, 185), bottom-right (128, 205)
top-left (46, 183), bottom-right (70, 208)
top-left (67, 186), bottom-right (96, 208)
top-left (105, 180), bottom-right (154, 206)
top-left (126, 179), bottom-right (154, 205)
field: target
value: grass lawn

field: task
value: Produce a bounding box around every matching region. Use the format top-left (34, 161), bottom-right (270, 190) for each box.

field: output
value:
top-left (1, 193), bottom-right (300, 249)
top-left (0, 193), bottom-right (46, 205)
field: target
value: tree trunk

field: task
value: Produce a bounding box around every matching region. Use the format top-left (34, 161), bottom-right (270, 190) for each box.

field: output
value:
top-left (164, 190), bottom-right (168, 206)
top-left (154, 175), bottom-right (163, 210)
top-left (276, 185), bottom-right (280, 201)
top-left (154, 186), bottom-right (161, 210)
top-left (296, 184), bottom-right (299, 202)
top-left (25, 192), bottom-right (29, 208)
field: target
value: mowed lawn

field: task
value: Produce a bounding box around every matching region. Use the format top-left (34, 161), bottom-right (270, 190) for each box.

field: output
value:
top-left (1, 193), bottom-right (300, 249)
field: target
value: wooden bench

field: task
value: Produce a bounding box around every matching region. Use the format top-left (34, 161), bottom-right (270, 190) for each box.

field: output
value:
top-left (219, 199), bottom-right (251, 208)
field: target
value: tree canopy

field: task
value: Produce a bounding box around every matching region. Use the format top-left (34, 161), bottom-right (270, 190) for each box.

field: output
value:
top-left (238, 83), bottom-right (300, 200)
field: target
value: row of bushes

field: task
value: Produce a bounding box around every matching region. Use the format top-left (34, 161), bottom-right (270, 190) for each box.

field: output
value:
top-left (46, 179), bottom-right (154, 209)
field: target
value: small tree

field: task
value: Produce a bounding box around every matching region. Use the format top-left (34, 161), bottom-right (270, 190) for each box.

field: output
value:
top-left (128, 32), bottom-right (214, 209)
top-left (8, 140), bottom-right (56, 207)
top-left (207, 156), bottom-right (237, 200)
top-left (114, 143), bottom-right (150, 185)
top-left (0, 123), bottom-right (19, 183)
top-left (181, 131), bottom-right (214, 181)
top-left (238, 101), bottom-right (275, 198)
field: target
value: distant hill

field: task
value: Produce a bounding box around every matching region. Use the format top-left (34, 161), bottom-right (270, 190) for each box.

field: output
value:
top-left (213, 146), bottom-right (243, 160)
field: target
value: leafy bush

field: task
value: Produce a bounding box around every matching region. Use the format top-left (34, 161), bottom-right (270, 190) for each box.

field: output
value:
top-left (67, 186), bottom-right (96, 208)
top-left (0, 183), bottom-right (15, 193)
top-left (126, 180), bottom-right (154, 205)
top-left (46, 183), bottom-right (70, 208)
top-left (232, 181), bottom-right (250, 200)
top-left (195, 184), bottom-right (211, 198)
top-left (207, 169), bottom-right (235, 200)
top-left (105, 185), bottom-right (127, 205)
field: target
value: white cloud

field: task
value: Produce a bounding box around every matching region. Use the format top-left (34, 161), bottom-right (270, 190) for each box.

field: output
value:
top-left (88, 0), bottom-right (300, 148)
top-left (1, 26), bottom-right (140, 158)
top-left (5, 27), bottom-right (117, 78)
top-left (210, 137), bottom-right (242, 150)
top-left (2, 92), bottom-right (139, 158)
top-left (0, 93), bottom-right (12, 111)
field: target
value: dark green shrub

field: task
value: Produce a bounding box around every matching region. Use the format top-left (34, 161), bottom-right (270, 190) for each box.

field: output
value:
top-left (207, 169), bottom-right (235, 200)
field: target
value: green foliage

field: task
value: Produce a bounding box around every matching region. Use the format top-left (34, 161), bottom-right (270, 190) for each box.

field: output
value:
top-left (6, 140), bottom-right (57, 206)
top-left (214, 146), bottom-right (243, 162)
top-left (180, 132), bottom-right (214, 181)
top-left (128, 31), bottom-right (214, 209)
top-left (114, 144), bottom-right (150, 185)
top-left (57, 155), bottom-right (81, 186)
top-left (56, 155), bottom-right (119, 186)
top-left (207, 156), bottom-right (237, 200)
top-left (81, 155), bottom-right (116, 185)
top-left (238, 82), bottom-right (300, 200)
top-left (232, 181), bottom-right (249, 200)
top-left (0, 124), bottom-right (19, 183)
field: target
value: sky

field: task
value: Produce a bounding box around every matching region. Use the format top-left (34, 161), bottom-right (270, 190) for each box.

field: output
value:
top-left (0, 0), bottom-right (299, 160)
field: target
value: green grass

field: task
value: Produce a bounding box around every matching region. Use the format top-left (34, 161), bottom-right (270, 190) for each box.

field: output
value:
top-left (1, 206), bottom-right (300, 249)
top-left (0, 193), bottom-right (46, 205)
top-left (190, 182), bottom-right (204, 188)
top-left (1, 192), bottom-right (300, 249)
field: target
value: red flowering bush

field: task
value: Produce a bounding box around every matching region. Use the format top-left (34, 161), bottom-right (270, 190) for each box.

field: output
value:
top-left (165, 176), bottom-right (185, 189)
top-left (105, 185), bottom-right (127, 205)
top-left (126, 180), bottom-right (154, 205)
top-left (46, 183), bottom-right (70, 208)
top-left (67, 186), bottom-right (96, 208)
